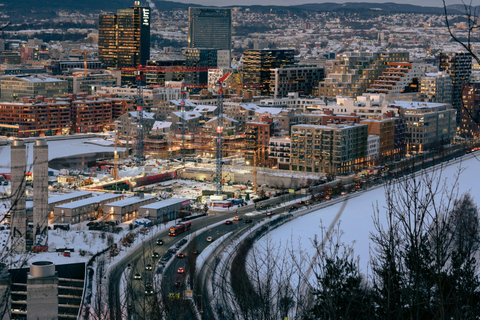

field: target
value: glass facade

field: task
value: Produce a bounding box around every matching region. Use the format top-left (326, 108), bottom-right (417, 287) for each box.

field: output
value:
top-left (98, 6), bottom-right (150, 68)
top-left (188, 8), bottom-right (232, 51)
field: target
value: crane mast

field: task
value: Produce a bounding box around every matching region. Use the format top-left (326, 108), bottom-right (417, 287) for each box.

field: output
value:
top-left (215, 72), bottom-right (231, 196)
top-left (135, 70), bottom-right (144, 166)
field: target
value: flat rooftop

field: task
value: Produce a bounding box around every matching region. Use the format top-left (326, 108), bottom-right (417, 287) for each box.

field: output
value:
top-left (48, 191), bottom-right (93, 205)
top-left (55, 194), bottom-right (123, 210)
top-left (140, 198), bottom-right (189, 209)
top-left (106, 196), bottom-right (155, 208)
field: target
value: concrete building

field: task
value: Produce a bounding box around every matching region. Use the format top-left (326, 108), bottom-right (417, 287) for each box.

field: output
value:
top-left (393, 101), bottom-right (457, 153)
top-left (27, 261), bottom-right (58, 320)
top-left (57, 72), bottom-right (121, 94)
top-left (420, 71), bottom-right (453, 104)
top-left (138, 198), bottom-right (191, 222)
top-left (367, 135), bottom-right (380, 162)
top-left (439, 51), bottom-right (472, 125)
top-left (217, 50), bottom-right (231, 69)
top-left (104, 196), bottom-right (156, 223)
top-left (0, 263), bottom-right (10, 320)
top-left (270, 66), bottom-right (325, 98)
top-left (10, 140), bottom-right (26, 252)
top-left (33, 139), bottom-right (48, 252)
top-left (46, 60), bottom-right (105, 75)
top-left (188, 8), bottom-right (232, 51)
top-left (268, 137), bottom-right (291, 170)
top-left (290, 123), bottom-right (368, 174)
top-left (0, 75), bottom-right (68, 101)
top-left (53, 194), bottom-right (124, 224)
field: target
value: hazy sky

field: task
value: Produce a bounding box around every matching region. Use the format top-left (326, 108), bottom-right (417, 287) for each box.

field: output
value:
top-left (171, 0), bottom-right (452, 7)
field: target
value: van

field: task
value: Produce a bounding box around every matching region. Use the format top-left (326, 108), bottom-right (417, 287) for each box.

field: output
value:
top-left (63, 250), bottom-right (71, 257)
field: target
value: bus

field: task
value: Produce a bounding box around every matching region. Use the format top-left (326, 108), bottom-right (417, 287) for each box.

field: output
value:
top-left (169, 221), bottom-right (192, 236)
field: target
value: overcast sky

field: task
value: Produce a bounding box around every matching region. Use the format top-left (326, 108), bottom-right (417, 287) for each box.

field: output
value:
top-left (171, 0), bottom-right (453, 7)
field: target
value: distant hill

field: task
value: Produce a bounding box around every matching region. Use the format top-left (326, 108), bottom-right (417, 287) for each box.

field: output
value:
top-left (0, 0), bottom-right (469, 23)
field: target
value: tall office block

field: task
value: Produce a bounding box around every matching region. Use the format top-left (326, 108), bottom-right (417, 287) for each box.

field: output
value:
top-left (243, 49), bottom-right (295, 95)
top-left (188, 8), bottom-right (232, 51)
top-left (439, 51), bottom-right (472, 125)
top-left (10, 140), bottom-right (26, 252)
top-left (98, 5), bottom-right (150, 68)
top-left (33, 139), bottom-right (48, 252)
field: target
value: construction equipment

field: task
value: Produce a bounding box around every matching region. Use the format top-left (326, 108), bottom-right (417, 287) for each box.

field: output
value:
top-left (134, 70), bottom-right (145, 165)
top-left (215, 72), bottom-right (231, 196)
top-left (181, 85), bottom-right (186, 162)
top-left (113, 131), bottom-right (119, 180)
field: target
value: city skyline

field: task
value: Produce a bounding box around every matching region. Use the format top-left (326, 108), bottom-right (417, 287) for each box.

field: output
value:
top-left (171, 0), bottom-right (459, 8)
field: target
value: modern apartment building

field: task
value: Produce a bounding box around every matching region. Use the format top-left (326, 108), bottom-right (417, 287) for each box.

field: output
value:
top-left (0, 75), bottom-right (68, 101)
top-left (269, 137), bottom-right (291, 170)
top-left (270, 66), bottom-right (325, 98)
top-left (367, 62), bottom-right (424, 95)
top-left (188, 8), bottom-right (232, 51)
top-left (319, 51), bottom-right (409, 99)
top-left (420, 71), bottom-right (453, 104)
top-left (460, 82), bottom-right (480, 138)
top-left (360, 119), bottom-right (396, 162)
top-left (0, 98), bottom-right (70, 137)
top-left (393, 101), bottom-right (456, 153)
top-left (290, 123), bottom-right (368, 174)
top-left (243, 49), bottom-right (295, 95)
top-left (439, 51), bottom-right (472, 125)
top-left (98, 5), bottom-right (150, 68)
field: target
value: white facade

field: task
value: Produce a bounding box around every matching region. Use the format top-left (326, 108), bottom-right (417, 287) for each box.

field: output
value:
top-left (367, 135), bottom-right (380, 160)
top-left (217, 50), bottom-right (231, 69)
top-left (96, 86), bottom-right (184, 107)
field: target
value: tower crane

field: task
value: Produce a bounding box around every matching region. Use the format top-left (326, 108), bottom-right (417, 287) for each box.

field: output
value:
top-left (215, 71), bottom-right (231, 196)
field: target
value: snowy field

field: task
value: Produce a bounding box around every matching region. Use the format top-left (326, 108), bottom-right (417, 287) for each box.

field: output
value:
top-left (251, 153), bottom-right (480, 275)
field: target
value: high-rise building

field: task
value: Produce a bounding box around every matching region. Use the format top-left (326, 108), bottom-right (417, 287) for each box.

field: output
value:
top-left (420, 71), bottom-right (453, 104)
top-left (188, 8), bottom-right (232, 51)
top-left (98, 5), bottom-right (150, 68)
top-left (438, 51), bottom-right (472, 125)
top-left (184, 48), bottom-right (218, 89)
top-left (270, 66), bottom-right (325, 98)
top-left (243, 49), bottom-right (295, 95)
top-left (460, 82), bottom-right (480, 138)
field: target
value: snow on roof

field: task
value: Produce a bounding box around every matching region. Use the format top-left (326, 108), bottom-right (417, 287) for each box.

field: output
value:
top-left (48, 191), bottom-right (93, 205)
top-left (256, 107), bottom-right (284, 115)
top-left (129, 111), bottom-right (155, 120)
top-left (193, 105), bottom-right (217, 113)
top-left (172, 111), bottom-right (202, 120)
top-left (152, 121), bottom-right (172, 130)
top-left (55, 194), bottom-right (123, 209)
top-left (170, 99), bottom-right (197, 107)
top-left (1, 75), bottom-right (66, 83)
top-left (106, 196), bottom-right (155, 208)
top-left (239, 103), bottom-right (260, 111)
top-left (206, 116), bottom-right (238, 123)
top-left (0, 136), bottom-right (126, 174)
top-left (140, 198), bottom-right (189, 209)
top-left (392, 101), bottom-right (447, 110)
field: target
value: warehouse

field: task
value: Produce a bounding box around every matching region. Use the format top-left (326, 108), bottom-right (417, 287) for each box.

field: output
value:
top-left (53, 193), bottom-right (123, 224)
top-left (103, 196), bottom-right (156, 223)
top-left (138, 198), bottom-right (191, 222)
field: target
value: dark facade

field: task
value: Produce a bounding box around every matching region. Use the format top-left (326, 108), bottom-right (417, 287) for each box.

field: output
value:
top-left (460, 82), bottom-right (480, 138)
top-left (184, 48), bottom-right (217, 89)
top-left (243, 49), bottom-right (295, 95)
top-left (245, 122), bottom-right (273, 167)
top-left (188, 8), bottom-right (232, 51)
top-left (439, 51), bottom-right (472, 125)
top-left (98, 6), bottom-right (150, 68)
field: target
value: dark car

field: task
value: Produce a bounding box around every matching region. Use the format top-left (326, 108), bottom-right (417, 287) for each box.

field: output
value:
top-left (225, 220), bottom-right (233, 225)
top-left (177, 253), bottom-right (185, 259)
top-left (174, 281), bottom-right (182, 287)
top-left (134, 273), bottom-right (141, 280)
top-left (145, 264), bottom-right (153, 271)
top-left (152, 252), bottom-right (159, 259)
top-left (156, 239), bottom-right (164, 245)
top-left (245, 219), bottom-right (252, 223)
top-left (145, 284), bottom-right (154, 296)
top-left (266, 212), bottom-right (273, 216)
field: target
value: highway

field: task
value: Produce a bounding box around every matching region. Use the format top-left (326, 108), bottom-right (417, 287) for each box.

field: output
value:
top-left (107, 192), bottom-right (308, 319)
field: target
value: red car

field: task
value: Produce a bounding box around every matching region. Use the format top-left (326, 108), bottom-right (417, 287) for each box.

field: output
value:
top-left (225, 220), bottom-right (233, 225)
top-left (177, 267), bottom-right (185, 274)
top-left (177, 253), bottom-right (185, 259)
